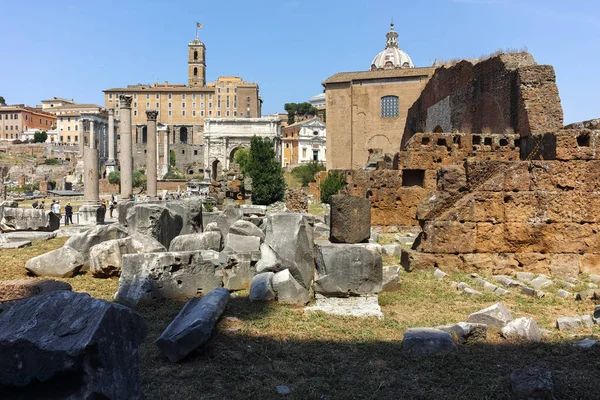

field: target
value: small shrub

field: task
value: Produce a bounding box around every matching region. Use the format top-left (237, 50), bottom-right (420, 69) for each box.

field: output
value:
top-left (291, 161), bottom-right (326, 187)
top-left (320, 171), bottom-right (347, 204)
top-left (108, 171), bottom-right (120, 186)
top-left (44, 158), bottom-right (60, 165)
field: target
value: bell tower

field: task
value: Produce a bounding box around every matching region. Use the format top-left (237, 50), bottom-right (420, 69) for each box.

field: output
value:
top-left (188, 38), bottom-right (206, 87)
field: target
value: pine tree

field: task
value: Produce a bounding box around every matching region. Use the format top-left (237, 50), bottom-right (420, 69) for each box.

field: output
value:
top-left (247, 136), bottom-right (286, 205)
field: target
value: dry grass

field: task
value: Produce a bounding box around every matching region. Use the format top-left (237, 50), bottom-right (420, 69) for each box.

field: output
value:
top-left (2, 239), bottom-right (600, 399)
top-left (432, 47), bottom-right (529, 68)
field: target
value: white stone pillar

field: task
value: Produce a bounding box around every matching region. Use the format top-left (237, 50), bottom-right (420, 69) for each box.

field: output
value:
top-left (106, 109), bottom-right (117, 173)
top-left (79, 119), bottom-right (85, 154)
top-left (89, 119), bottom-right (95, 149)
top-left (119, 95), bottom-right (133, 199)
top-left (146, 110), bottom-right (158, 198)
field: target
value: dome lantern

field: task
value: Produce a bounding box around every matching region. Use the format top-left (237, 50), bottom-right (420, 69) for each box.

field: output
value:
top-left (370, 22), bottom-right (414, 71)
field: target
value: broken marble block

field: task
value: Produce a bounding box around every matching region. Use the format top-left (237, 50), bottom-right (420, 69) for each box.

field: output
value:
top-left (402, 328), bottom-right (458, 355)
top-left (115, 250), bottom-right (223, 306)
top-left (272, 269), bottom-right (310, 305)
top-left (156, 287), bottom-right (230, 362)
top-left (556, 315), bottom-right (593, 331)
top-left (24, 246), bottom-right (85, 278)
top-left (467, 303), bottom-right (513, 329)
top-left (0, 291), bottom-right (147, 399)
top-left (501, 317), bottom-right (542, 342)
top-left (168, 231), bottom-right (222, 252)
top-left (249, 272), bottom-right (276, 301)
top-left (436, 322), bottom-right (487, 344)
top-left (381, 266), bottom-right (402, 292)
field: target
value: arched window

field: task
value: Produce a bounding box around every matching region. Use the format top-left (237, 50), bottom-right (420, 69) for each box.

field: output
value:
top-left (193, 67), bottom-right (198, 76)
top-left (381, 95), bottom-right (399, 118)
top-left (194, 50), bottom-right (198, 60)
top-left (381, 96), bottom-right (398, 118)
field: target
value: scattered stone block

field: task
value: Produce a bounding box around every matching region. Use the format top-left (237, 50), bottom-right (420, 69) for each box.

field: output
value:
top-left (255, 243), bottom-right (282, 274)
top-left (556, 315), bottom-right (593, 331)
top-left (530, 275), bottom-right (553, 289)
top-left (272, 269), bottom-right (310, 305)
top-left (587, 282), bottom-right (599, 289)
top-left (249, 272), bottom-right (276, 301)
top-left (155, 287), bottom-right (230, 362)
top-left (557, 280), bottom-right (576, 289)
top-left (204, 222), bottom-right (220, 232)
top-left (240, 204), bottom-right (267, 216)
top-left (214, 207), bottom-right (244, 236)
top-left (501, 317), bottom-right (542, 342)
top-left (515, 272), bottom-right (535, 282)
top-left (0, 240), bottom-right (31, 249)
top-left (221, 252), bottom-right (255, 291)
top-left (126, 204), bottom-right (183, 248)
top-left (229, 220), bottom-right (265, 241)
top-left (456, 282), bottom-right (470, 290)
top-left (329, 195), bottom-right (370, 244)
top-left (494, 287), bottom-right (510, 295)
top-left (511, 365), bottom-right (554, 400)
top-left (3, 231), bottom-right (57, 242)
top-left (402, 328), bottom-right (458, 355)
top-left (575, 290), bottom-right (595, 301)
top-left (1, 208), bottom-right (59, 232)
top-left (24, 246), bottom-right (85, 278)
top-left (224, 233), bottom-right (261, 254)
top-left (588, 274), bottom-right (600, 283)
top-left (304, 294), bottom-right (383, 319)
top-left (314, 243), bottom-right (382, 297)
top-left (434, 269), bottom-right (448, 280)
top-left (381, 244), bottom-right (402, 257)
top-left (115, 250), bottom-right (222, 306)
top-left (463, 287), bottom-right (483, 296)
top-left (0, 291), bottom-right (147, 399)
top-left (65, 224), bottom-right (129, 264)
top-left (313, 222), bottom-right (330, 238)
top-left (264, 213), bottom-right (314, 289)
top-left (169, 231), bottom-right (222, 252)
top-left (556, 289), bottom-right (572, 299)
top-left (520, 286), bottom-right (536, 297)
top-left (436, 322), bottom-right (487, 344)
top-left (165, 199), bottom-right (204, 235)
top-left (467, 303), bottom-right (513, 329)
top-left (482, 281), bottom-right (498, 292)
top-left (381, 266), bottom-right (402, 292)
top-left (573, 338), bottom-right (597, 348)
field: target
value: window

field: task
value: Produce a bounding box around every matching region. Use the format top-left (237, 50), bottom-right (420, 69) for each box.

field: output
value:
top-left (75, 124), bottom-right (78, 130)
top-left (302, 148), bottom-right (307, 158)
top-left (182, 111), bottom-right (186, 116)
top-left (60, 117), bottom-right (63, 122)
top-left (109, 94), bottom-right (113, 99)
top-left (116, 111), bottom-right (119, 116)
top-left (193, 67), bottom-right (198, 76)
top-left (156, 102), bottom-right (159, 108)
top-left (182, 94), bottom-right (186, 99)
top-left (402, 169), bottom-right (425, 187)
top-left (201, 94), bottom-right (205, 99)
top-left (208, 102), bottom-right (212, 108)
top-left (134, 110), bottom-right (137, 116)
top-left (218, 88), bottom-right (221, 93)
top-left (201, 102), bottom-right (204, 108)
top-left (286, 143), bottom-right (289, 149)
top-left (194, 50), bottom-right (198, 60)
top-left (67, 136), bottom-right (71, 142)
top-left (182, 102), bottom-right (186, 108)
top-left (200, 111), bottom-right (204, 116)
top-left (168, 102), bottom-right (172, 108)
top-left (168, 94), bottom-right (172, 99)
top-left (192, 94), bottom-right (196, 100)
top-left (67, 126), bottom-right (71, 131)
top-left (313, 150), bottom-right (319, 161)
top-left (226, 88), bottom-right (230, 93)
top-left (146, 94), bottom-right (150, 99)
top-left (134, 102), bottom-right (137, 108)
top-left (194, 150), bottom-right (198, 155)
top-left (209, 111), bottom-right (212, 116)
top-left (75, 136), bottom-right (78, 141)
top-left (381, 96), bottom-right (399, 118)
top-left (168, 110), bottom-right (172, 116)
top-left (192, 111), bottom-right (196, 117)
top-left (192, 102), bottom-right (196, 108)
top-left (234, 111), bottom-right (237, 116)
top-left (133, 94), bottom-right (137, 99)
top-left (226, 111), bottom-right (230, 116)
top-left (146, 102), bottom-right (150, 108)
top-left (209, 94), bottom-right (212, 100)
top-left (156, 94), bottom-right (160, 99)
top-left (217, 111), bottom-right (221, 117)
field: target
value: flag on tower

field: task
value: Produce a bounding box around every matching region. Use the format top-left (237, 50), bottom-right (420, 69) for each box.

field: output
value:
top-left (197, 22), bottom-right (203, 28)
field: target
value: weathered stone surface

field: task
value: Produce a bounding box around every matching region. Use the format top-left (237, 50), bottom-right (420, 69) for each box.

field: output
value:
top-left (24, 246), bottom-right (85, 278)
top-left (437, 165), bottom-right (467, 192)
top-left (329, 195), bottom-right (371, 244)
top-left (501, 317), bottom-right (542, 342)
top-left (304, 294), bottom-right (383, 319)
top-left (204, 222), bottom-right (220, 232)
top-left (221, 252), bottom-right (256, 291)
top-left (0, 291), bottom-right (147, 399)
top-left (255, 242), bottom-right (282, 274)
top-left (240, 204), bottom-right (267, 216)
top-left (436, 322), bottom-right (487, 344)
top-left (556, 289), bottom-right (572, 299)
top-left (515, 272), bottom-right (535, 282)
top-left (556, 315), bottom-right (593, 331)
top-left (264, 213), bottom-right (315, 289)
top-left (126, 204), bottom-right (183, 248)
top-left (214, 207), bottom-right (244, 237)
top-left (382, 266), bottom-right (402, 292)
top-left (463, 287), bottom-right (483, 296)
top-left (381, 243), bottom-right (402, 257)
top-left (249, 272), bottom-right (275, 301)
top-left (117, 200), bottom-right (135, 226)
top-left (1, 208), bottom-right (59, 232)
top-left (0, 279), bottom-right (71, 303)
top-left (402, 328), bottom-right (457, 355)
top-left (224, 233), bottom-right (261, 254)
top-left (594, 305), bottom-right (600, 320)
top-left (530, 275), bottom-right (553, 289)
top-left (89, 234), bottom-right (166, 278)
top-left (166, 199), bottom-right (204, 235)
top-left (169, 231), bottom-right (222, 252)
top-left (115, 250), bottom-right (222, 306)
top-left (467, 303), bottom-right (513, 329)
top-left (314, 222), bottom-right (330, 238)
top-left (573, 338), bottom-right (597, 348)
top-left (3, 231), bottom-right (57, 242)
top-left (511, 365), bottom-right (554, 400)
top-left (65, 224), bottom-right (129, 264)
top-left (434, 268), bottom-right (448, 279)
top-left (155, 287), bottom-right (230, 362)
top-left (272, 269), bottom-right (310, 305)
top-left (0, 240), bottom-right (31, 249)
top-left (315, 243), bottom-right (382, 297)
top-left (229, 220), bottom-right (265, 241)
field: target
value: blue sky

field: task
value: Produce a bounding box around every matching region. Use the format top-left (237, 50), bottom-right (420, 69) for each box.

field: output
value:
top-left (1, 0), bottom-right (598, 123)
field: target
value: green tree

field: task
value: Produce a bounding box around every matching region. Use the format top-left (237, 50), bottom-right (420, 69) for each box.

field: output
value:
top-left (291, 161), bottom-right (326, 187)
top-left (108, 170), bottom-right (121, 186)
top-left (246, 136), bottom-right (286, 205)
top-left (320, 170), bottom-right (347, 204)
top-left (0, 96), bottom-right (6, 106)
top-left (133, 169), bottom-right (147, 189)
top-left (169, 150), bottom-right (176, 168)
top-left (33, 131), bottom-right (47, 143)
top-left (233, 147), bottom-right (250, 173)
top-left (44, 158), bottom-right (60, 165)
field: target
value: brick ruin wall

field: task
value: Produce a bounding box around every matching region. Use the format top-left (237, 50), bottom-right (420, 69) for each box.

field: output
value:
top-left (402, 52), bottom-right (563, 146)
top-left (401, 129), bottom-right (600, 275)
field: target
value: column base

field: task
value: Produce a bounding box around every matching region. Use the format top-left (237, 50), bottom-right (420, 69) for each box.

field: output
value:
top-left (78, 203), bottom-right (106, 225)
top-left (105, 163), bottom-right (119, 174)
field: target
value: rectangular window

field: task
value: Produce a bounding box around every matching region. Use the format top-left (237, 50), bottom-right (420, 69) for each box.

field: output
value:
top-left (75, 124), bottom-right (78, 130)
top-left (133, 94), bottom-right (137, 99)
top-left (67, 136), bottom-right (71, 142)
top-left (116, 110), bottom-right (119, 116)
top-left (109, 94), bottom-right (113, 99)
top-left (168, 94), bottom-right (172, 99)
top-left (67, 126), bottom-right (71, 131)
top-left (134, 110), bottom-right (137, 116)
top-left (234, 111), bottom-right (237, 117)
top-left (201, 102), bottom-right (204, 108)
top-left (226, 88), bottom-right (230, 93)
top-left (209, 111), bottom-right (212, 116)
top-left (146, 94), bottom-right (150, 99)
top-left (156, 93), bottom-right (160, 99)
top-left (192, 94), bottom-right (196, 99)
top-left (182, 102), bottom-right (186, 108)
top-left (209, 102), bottom-right (212, 108)
top-left (192, 102), bottom-right (196, 108)
top-left (226, 111), bottom-right (230, 116)
top-left (134, 102), bottom-right (137, 108)
top-left (182, 94), bottom-right (186, 99)
top-left (156, 102), bottom-right (159, 108)
top-left (217, 111), bottom-right (221, 117)
top-left (209, 94), bottom-right (212, 100)
top-left (201, 94), bottom-right (204, 99)
top-left (168, 102), bottom-right (172, 108)
top-left (182, 111), bottom-right (186, 116)
top-left (200, 110), bottom-right (204, 116)
top-left (193, 111), bottom-right (196, 117)
top-left (146, 102), bottom-right (150, 108)
top-left (218, 88), bottom-right (221, 93)
top-left (302, 148), bottom-right (306, 158)
top-left (381, 96), bottom-right (399, 118)
top-left (234, 88), bottom-right (237, 93)
top-left (168, 110), bottom-right (172, 116)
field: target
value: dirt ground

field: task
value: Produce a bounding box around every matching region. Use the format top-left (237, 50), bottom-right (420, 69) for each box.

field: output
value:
top-left (1, 237), bottom-right (599, 399)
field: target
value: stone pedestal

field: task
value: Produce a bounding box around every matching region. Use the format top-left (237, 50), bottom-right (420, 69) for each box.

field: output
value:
top-left (78, 204), bottom-right (106, 225)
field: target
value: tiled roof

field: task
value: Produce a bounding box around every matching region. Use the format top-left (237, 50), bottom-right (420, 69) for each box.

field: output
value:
top-left (322, 67), bottom-right (436, 85)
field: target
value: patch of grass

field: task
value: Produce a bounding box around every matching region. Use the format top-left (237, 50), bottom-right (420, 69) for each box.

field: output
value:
top-left (3, 239), bottom-right (600, 399)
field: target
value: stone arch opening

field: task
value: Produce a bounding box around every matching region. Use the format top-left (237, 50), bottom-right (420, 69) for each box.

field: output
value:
top-left (180, 127), bottom-right (188, 144)
top-left (193, 67), bottom-right (198, 76)
top-left (211, 159), bottom-right (222, 181)
top-left (194, 50), bottom-right (198, 60)
top-left (229, 146), bottom-right (244, 165)
top-left (142, 126), bottom-right (147, 144)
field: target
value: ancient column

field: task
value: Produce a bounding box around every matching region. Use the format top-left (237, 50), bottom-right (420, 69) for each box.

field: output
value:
top-left (79, 119), bottom-right (85, 154)
top-left (89, 119), bottom-right (95, 149)
top-left (79, 115), bottom-right (103, 225)
top-left (107, 109), bottom-right (115, 163)
top-left (119, 95), bottom-right (133, 199)
top-left (146, 110), bottom-right (158, 198)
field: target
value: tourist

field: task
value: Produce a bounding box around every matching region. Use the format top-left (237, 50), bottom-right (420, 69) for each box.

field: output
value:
top-left (65, 203), bottom-right (73, 225)
top-left (109, 199), bottom-right (115, 219)
top-left (32, 199), bottom-right (38, 209)
top-left (51, 200), bottom-right (60, 217)
top-left (39, 201), bottom-right (45, 210)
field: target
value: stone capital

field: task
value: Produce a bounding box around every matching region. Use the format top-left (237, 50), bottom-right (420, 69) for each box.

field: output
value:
top-left (146, 110), bottom-right (159, 121)
top-left (108, 108), bottom-right (115, 116)
top-left (119, 95), bottom-right (133, 108)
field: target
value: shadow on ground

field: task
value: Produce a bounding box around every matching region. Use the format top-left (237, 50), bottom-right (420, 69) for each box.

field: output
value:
top-left (135, 297), bottom-right (600, 400)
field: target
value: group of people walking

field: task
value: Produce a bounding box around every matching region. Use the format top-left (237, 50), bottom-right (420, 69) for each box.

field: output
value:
top-left (32, 199), bottom-right (74, 225)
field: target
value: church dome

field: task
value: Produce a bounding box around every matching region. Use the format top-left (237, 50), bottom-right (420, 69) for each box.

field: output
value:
top-left (370, 23), bottom-right (414, 70)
